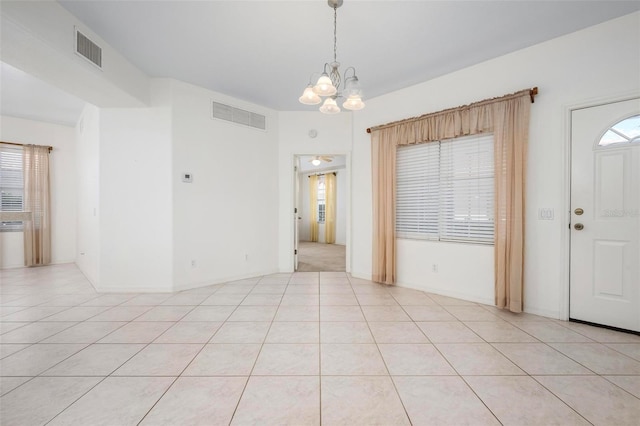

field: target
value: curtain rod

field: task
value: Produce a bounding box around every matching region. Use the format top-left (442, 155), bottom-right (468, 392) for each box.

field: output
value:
top-left (308, 172), bottom-right (337, 177)
top-left (1, 141), bottom-right (53, 152)
top-left (365, 87), bottom-right (538, 134)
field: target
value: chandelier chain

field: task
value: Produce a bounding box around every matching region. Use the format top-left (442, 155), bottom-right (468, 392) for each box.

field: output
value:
top-left (333, 5), bottom-right (337, 63)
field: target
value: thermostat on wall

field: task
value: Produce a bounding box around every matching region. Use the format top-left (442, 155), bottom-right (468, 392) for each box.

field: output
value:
top-left (182, 173), bottom-right (193, 183)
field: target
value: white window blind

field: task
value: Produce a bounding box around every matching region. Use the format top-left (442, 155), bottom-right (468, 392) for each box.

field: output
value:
top-left (396, 142), bottom-right (440, 239)
top-left (396, 134), bottom-right (494, 244)
top-left (0, 145), bottom-right (24, 231)
top-left (439, 134), bottom-right (494, 243)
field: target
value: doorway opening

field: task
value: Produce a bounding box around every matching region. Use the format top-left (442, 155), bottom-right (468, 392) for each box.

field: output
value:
top-left (294, 154), bottom-right (348, 272)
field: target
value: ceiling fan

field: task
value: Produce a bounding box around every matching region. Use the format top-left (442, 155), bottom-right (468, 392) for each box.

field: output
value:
top-left (309, 156), bottom-right (333, 166)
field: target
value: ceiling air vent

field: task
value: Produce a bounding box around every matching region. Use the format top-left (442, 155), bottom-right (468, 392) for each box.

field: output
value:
top-left (212, 101), bottom-right (266, 131)
top-left (75, 28), bottom-right (102, 69)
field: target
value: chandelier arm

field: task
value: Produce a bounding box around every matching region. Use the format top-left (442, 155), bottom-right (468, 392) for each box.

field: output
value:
top-left (343, 66), bottom-right (356, 81)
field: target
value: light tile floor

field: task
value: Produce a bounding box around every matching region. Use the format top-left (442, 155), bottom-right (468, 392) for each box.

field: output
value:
top-left (1, 264), bottom-right (640, 425)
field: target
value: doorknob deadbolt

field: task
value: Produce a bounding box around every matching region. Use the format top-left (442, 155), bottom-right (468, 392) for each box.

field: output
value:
top-left (574, 208), bottom-right (584, 215)
top-left (574, 223), bottom-right (584, 230)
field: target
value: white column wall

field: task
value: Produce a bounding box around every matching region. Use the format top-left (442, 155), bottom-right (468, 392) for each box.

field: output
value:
top-left (171, 80), bottom-right (280, 290)
top-left (97, 81), bottom-right (173, 292)
top-left (75, 105), bottom-right (100, 284)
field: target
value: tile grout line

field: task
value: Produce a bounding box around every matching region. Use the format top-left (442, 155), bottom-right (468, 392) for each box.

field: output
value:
top-left (318, 271), bottom-right (323, 426)
top-left (355, 278), bottom-right (413, 425)
top-left (227, 273), bottom-right (291, 425)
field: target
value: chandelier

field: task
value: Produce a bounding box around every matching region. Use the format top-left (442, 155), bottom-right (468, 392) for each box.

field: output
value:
top-left (298, 0), bottom-right (365, 114)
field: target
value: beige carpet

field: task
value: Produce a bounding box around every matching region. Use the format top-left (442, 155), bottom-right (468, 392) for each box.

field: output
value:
top-left (296, 241), bottom-right (346, 272)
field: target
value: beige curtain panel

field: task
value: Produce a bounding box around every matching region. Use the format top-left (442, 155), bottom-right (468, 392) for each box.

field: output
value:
top-left (371, 129), bottom-right (397, 285)
top-left (23, 144), bottom-right (51, 266)
top-left (325, 173), bottom-right (337, 244)
top-left (309, 174), bottom-right (319, 242)
top-left (369, 89), bottom-right (532, 312)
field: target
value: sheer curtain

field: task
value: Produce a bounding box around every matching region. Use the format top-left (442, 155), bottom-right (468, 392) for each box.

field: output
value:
top-left (369, 89), bottom-right (531, 312)
top-left (309, 175), bottom-right (319, 242)
top-left (23, 144), bottom-right (51, 266)
top-left (325, 173), bottom-right (337, 244)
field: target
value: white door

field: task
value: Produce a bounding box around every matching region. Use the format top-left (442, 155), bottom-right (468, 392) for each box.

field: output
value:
top-left (570, 98), bottom-right (640, 332)
top-left (294, 162), bottom-right (300, 271)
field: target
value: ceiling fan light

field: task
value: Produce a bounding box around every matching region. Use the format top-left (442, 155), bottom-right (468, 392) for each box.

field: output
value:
top-left (311, 158), bottom-right (322, 166)
top-left (319, 97), bottom-right (340, 114)
top-left (299, 85), bottom-right (321, 105)
top-left (313, 74), bottom-right (337, 96)
top-left (343, 95), bottom-right (365, 111)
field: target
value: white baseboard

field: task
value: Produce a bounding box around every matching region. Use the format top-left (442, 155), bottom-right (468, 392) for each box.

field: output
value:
top-left (172, 269), bottom-right (280, 293)
top-left (349, 270), bottom-right (372, 281)
top-left (396, 281), bottom-right (495, 306)
top-left (0, 259), bottom-right (77, 270)
top-left (522, 305), bottom-right (562, 320)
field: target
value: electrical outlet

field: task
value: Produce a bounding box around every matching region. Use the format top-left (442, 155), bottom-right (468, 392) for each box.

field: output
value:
top-left (432, 264), bottom-right (438, 273)
top-left (245, 254), bottom-right (249, 261)
top-left (191, 260), bottom-right (196, 268)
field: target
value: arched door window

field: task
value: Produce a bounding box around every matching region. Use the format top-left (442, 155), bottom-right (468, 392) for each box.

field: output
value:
top-left (597, 114), bottom-right (640, 147)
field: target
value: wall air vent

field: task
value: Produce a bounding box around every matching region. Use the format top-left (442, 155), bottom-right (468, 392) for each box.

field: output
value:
top-left (75, 28), bottom-right (102, 69)
top-left (212, 101), bottom-right (266, 131)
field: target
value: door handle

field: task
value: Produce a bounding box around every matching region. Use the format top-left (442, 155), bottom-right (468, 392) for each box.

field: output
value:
top-left (574, 223), bottom-right (584, 230)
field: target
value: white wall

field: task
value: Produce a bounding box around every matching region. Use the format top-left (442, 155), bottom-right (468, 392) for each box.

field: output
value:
top-left (75, 105), bottom-right (100, 284)
top-left (0, 115), bottom-right (77, 268)
top-left (171, 80), bottom-right (280, 290)
top-left (299, 166), bottom-right (347, 245)
top-left (351, 12), bottom-right (640, 318)
top-left (277, 112), bottom-right (353, 273)
top-left (97, 80), bottom-right (173, 292)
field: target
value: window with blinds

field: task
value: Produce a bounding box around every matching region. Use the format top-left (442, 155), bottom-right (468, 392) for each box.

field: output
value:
top-left (396, 133), bottom-right (494, 244)
top-left (0, 145), bottom-right (24, 231)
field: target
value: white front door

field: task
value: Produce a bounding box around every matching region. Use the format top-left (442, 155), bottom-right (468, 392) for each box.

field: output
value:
top-left (570, 98), bottom-right (640, 332)
top-left (294, 164), bottom-right (300, 271)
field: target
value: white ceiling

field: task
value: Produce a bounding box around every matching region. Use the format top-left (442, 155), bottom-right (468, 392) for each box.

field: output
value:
top-left (0, 62), bottom-right (85, 127)
top-left (1, 1), bottom-right (639, 125)
top-left (299, 155), bottom-right (346, 173)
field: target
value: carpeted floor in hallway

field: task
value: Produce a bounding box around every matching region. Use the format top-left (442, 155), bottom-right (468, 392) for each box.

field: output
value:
top-left (296, 241), bottom-right (345, 272)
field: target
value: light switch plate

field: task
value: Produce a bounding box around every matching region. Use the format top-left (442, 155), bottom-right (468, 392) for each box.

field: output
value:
top-left (538, 208), bottom-right (554, 220)
top-left (182, 173), bottom-right (193, 183)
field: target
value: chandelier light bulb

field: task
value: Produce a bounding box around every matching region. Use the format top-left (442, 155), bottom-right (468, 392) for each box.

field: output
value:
top-left (319, 97), bottom-right (340, 114)
top-left (313, 74), bottom-right (337, 96)
top-left (299, 85), bottom-right (321, 105)
top-left (343, 95), bottom-right (365, 111)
